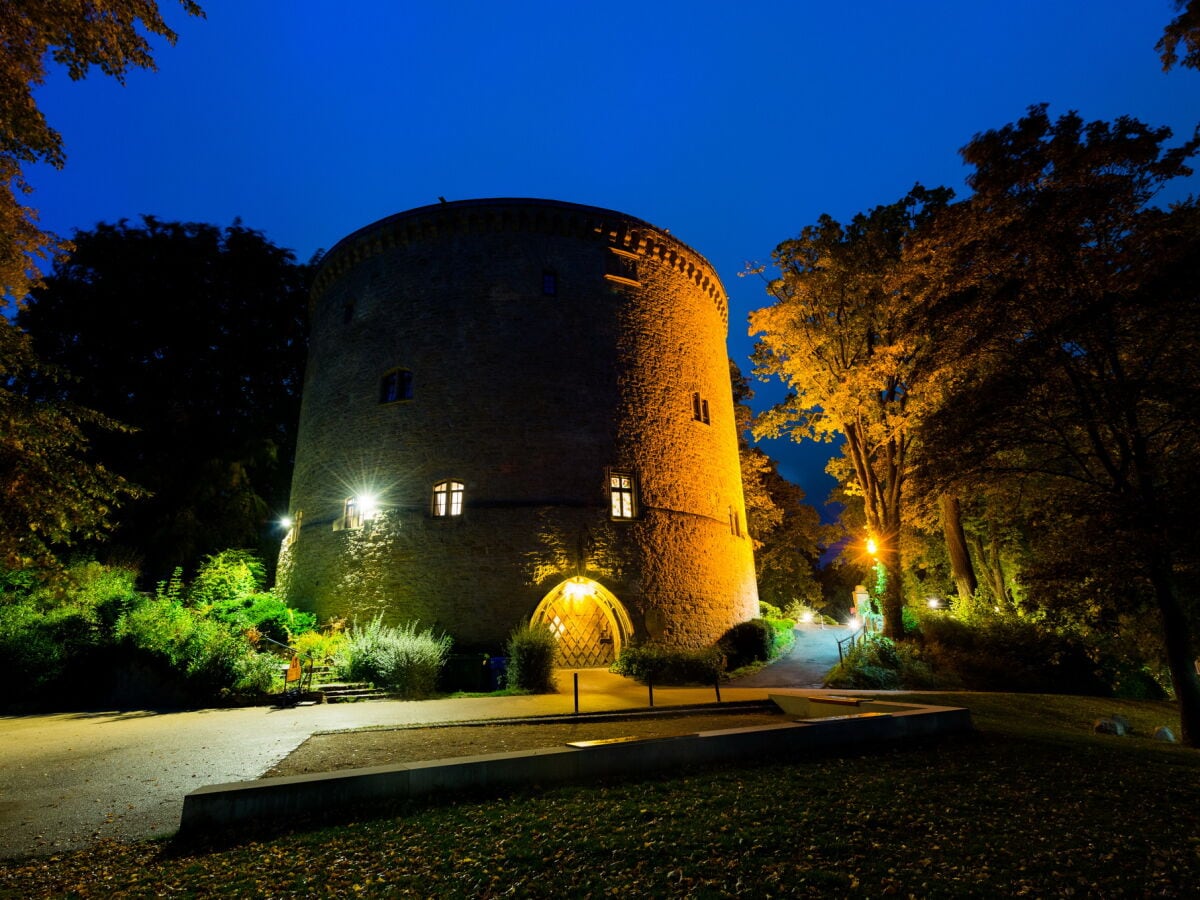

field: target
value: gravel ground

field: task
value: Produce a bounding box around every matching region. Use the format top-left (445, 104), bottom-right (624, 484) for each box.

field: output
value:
top-left (264, 708), bottom-right (787, 777)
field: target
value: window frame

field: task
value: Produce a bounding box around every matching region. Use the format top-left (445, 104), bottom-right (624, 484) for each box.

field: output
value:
top-left (608, 470), bottom-right (637, 520)
top-left (379, 368), bottom-right (414, 404)
top-left (431, 479), bottom-right (465, 517)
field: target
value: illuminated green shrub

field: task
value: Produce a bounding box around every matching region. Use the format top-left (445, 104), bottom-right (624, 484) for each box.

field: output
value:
top-left (505, 623), bottom-right (557, 693)
top-left (336, 617), bottom-right (451, 697)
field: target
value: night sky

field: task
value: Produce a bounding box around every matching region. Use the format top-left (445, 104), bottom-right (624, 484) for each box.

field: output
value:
top-left (24, 0), bottom-right (1200, 510)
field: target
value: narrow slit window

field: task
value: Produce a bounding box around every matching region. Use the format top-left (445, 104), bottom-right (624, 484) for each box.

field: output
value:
top-left (432, 480), bottom-right (465, 517)
top-left (692, 392), bottom-right (711, 424)
top-left (542, 269), bottom-right (558, 296)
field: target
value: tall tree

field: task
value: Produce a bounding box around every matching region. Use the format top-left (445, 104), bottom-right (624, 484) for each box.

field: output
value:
top-left (0, 319), bottom-right (139, 568)
top-left (748, 185), bottom-right (952, 638)
top-left (906, 106), bottom-right (1200, 744)
top-left (19, 217), bottom-right (311, 582)
top-left (1, 0), bottom-right (204, 300)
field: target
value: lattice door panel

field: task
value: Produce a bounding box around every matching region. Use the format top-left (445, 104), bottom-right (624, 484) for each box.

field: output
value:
top-left (543, 598), bottom-right (615, 667)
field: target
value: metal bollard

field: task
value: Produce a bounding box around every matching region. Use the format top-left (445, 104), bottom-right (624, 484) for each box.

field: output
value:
top-left (714, 676), bottom-right (722, 704)
top-left (573, 672), bottom-right (579, 715)
top-left (648, 675), bottom-right (654, 708)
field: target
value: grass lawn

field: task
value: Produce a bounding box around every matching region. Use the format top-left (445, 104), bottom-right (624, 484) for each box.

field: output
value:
top-left (2, 692), bottom-right (1197, 897)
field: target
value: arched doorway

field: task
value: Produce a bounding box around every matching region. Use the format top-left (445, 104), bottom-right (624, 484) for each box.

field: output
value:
top-left (530, 577), bottom-right (634, 667)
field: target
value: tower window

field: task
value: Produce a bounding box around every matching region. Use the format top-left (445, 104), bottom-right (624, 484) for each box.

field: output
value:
top-left (604, 248), bottom-right (640, 286)
top-left (609, 471), bottom-right (637, 520)
top-left (730, 506), bottom-right (743, 538)
top-left (432, 480), bottom-right (465, 517)
top-left (692, 392), bottom-right (710, 424)
top-left (339, 497), bottom-right (363, 531)
top-left (380, 369), bottom-right (414, 403)
top-left (542, 270), bottom-right (557, 296)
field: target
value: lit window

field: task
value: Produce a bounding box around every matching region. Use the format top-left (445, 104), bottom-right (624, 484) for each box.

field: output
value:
top-left (340, 497), bottom-right (363, 530)
top-left (380, 369), bottom-right (414, 403)
top-left (432, 480), bottom-right (465, 517)
top-left (609, 471), bottom-right (636, 519)
top-left (335, 495), bottom-right (378, 531)
top-left (692, 392), bottom-right (710, 424)
top-left (542, 270), bottom-right (557, 296)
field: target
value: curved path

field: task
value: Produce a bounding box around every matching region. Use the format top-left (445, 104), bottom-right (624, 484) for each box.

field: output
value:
top-left (0, 626), bottom-right (846, 860)
top-left (730, 623), bottom-right (847, 689)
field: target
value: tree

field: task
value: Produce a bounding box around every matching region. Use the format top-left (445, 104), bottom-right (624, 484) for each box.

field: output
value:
top-left (0, 318), bottom-right (139, 569)
top-left (1, 0), bottom-right (204, 301)
top-left (1158, 0), bottom-right (1200, 71)
top-left (19, 217), bottom-right (312, 582)
top-left (747, 185), bottom-right (952, 639)
top-left (906, 106), bottom-right (1200, 743)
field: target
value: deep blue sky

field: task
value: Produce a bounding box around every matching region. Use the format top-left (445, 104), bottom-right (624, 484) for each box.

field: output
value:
top-left (25, 1), bottom-right (1200, 509)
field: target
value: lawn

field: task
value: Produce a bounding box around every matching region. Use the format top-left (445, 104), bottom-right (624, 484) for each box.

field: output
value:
top-left (2, 693), bottom-right (1196, 897)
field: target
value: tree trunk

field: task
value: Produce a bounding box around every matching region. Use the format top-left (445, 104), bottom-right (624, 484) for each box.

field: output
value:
top-left (879, 545), bottom-right (905, 640)
top-left (1147, 550), bottom-right (1200, 747)
top-left (939, 493), bottom-right (977, 602)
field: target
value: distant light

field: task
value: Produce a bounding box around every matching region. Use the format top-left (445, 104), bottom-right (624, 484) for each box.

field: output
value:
top-left (848, 616), bottom-right (861, 630)
top-left (993, 605), bottom-right (1001, 613)
top-left (866, 538), bottom-right (878, 556)
top-left (927, 597), bottom-right (940, 609)
top-left (280, 517), bottom-right (293, 530)
top-left (801, 611), bottom-right (814, 624)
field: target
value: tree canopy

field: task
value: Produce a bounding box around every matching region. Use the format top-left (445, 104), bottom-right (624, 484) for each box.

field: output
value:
top-left (904, 105), bottom-right (1200, 742)
top-left (1158, 0), bottom-right (1200, 71)
top-left (0, 0), bottom-right (204, 301)
top-left (19, 217), bottom-right (312, 582)
top-left (747, 185), bottom-right (952, 638)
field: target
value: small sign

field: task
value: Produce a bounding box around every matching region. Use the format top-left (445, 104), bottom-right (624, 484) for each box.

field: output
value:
top-left (286, 656), bottom-right (302, 684)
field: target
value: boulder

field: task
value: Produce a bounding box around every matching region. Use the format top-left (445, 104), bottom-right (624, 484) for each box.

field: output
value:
top-left (1153, 726), bottom-right (1177, 743)
top-left (1093, 717), bottom-right (1126, 736)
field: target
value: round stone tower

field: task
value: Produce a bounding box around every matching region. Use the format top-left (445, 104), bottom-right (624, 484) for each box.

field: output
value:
top-left (277, 198), bottom-right (758, 663)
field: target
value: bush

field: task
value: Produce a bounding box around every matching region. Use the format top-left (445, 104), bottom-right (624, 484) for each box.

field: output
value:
top-left (718, 618), bottom-right (788, 670)
top-left (290, 628), bottom-right (347, 664)
top-left (505, 623), bottom-right (557, 693)
top-left (189, 550), bottom-right (266, 607)
top-left (824, 634), bottom-right (938, 690)
top-left (917, 613), bottom-right (1108, 694)
top-left (612, 643), bottom-right (727, 685)
top-left (336, 617), bottom-right (451, 698)
top-left (209, 591), bottom-right (317, 644)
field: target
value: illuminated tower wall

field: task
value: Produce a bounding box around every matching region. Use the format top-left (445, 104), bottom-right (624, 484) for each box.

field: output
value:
top-left (277, 198), bottom-right (758, 659)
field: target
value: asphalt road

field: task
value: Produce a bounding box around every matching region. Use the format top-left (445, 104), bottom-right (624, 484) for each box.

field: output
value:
top-left (0, 625), bottom-right (846, 860)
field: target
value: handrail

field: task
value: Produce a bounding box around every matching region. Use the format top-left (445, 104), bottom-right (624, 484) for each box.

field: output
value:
top-left (836, 627), bottom-right (865, 664)
top-left (257, 634), bottom-right (316, 702)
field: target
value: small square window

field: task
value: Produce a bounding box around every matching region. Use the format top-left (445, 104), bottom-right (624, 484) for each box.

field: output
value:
top-left (432, 480), bottom-right (465, 517)
top-left (380, 369), bottom-right (414, 403)
top-left (609, 471), bottom-right (636, 519)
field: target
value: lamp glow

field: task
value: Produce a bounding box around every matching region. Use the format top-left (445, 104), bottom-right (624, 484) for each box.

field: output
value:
top-left (848, 616), bottom-right (861, 630)
top-left (801, 611), bottom-right (814, 624)
top-left (866, 538), bottom-right (878, 556)
top-left (356, 493), bottom-right (379, 520)
top-left (280, 517), bottom-right (293, 530)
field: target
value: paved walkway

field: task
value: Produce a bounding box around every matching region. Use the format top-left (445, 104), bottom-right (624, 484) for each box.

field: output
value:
top-left (0, 625), bottom-right (845, 860)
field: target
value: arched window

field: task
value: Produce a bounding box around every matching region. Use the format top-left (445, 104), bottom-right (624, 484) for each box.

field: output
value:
top-left (432, 480), bottom-right (465, 517)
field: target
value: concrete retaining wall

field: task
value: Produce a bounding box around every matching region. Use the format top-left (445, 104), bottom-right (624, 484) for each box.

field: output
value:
top-left (180, 698), bottom-right (971, 836)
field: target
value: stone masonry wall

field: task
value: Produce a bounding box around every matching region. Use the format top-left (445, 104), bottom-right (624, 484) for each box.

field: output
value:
top-left (278, 199), bottom-right (758, 650)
